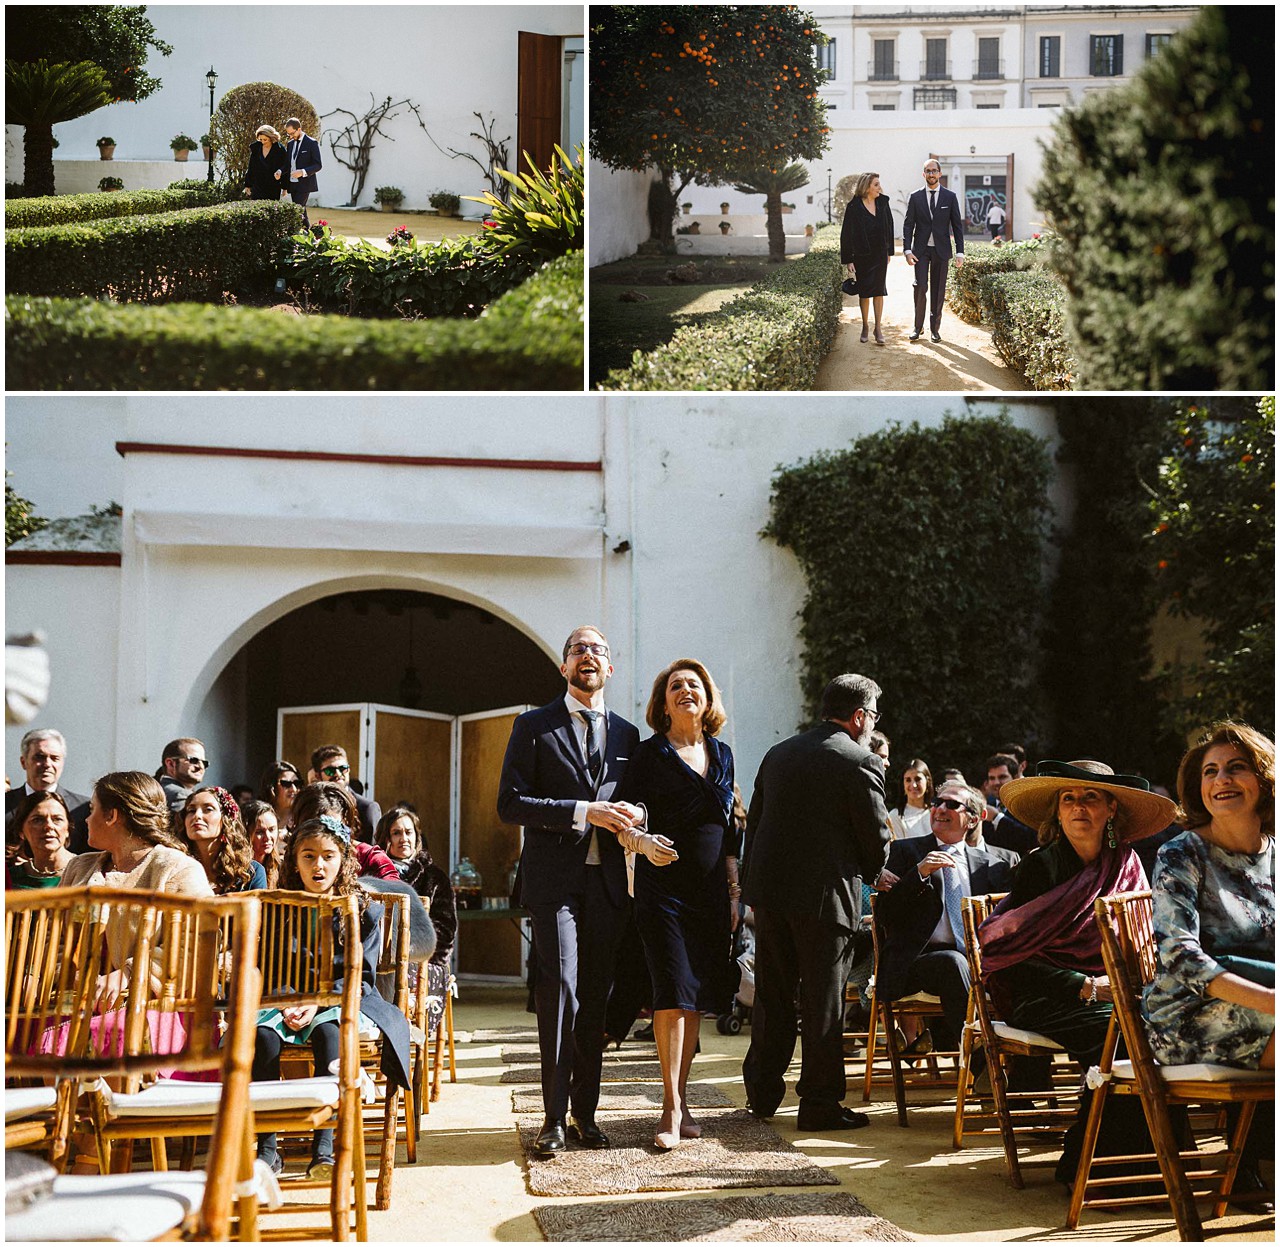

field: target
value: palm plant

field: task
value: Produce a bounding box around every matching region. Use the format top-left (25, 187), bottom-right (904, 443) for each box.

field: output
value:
top-left (6, 59), bottom-right (114, 197)
top-left (467, 144), bottom-right (583, 263)
top-left (733, 162), bottom-right (811, 263)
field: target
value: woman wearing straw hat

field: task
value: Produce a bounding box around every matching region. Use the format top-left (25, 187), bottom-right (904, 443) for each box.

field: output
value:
top-left (242, 124), bottom-right (289, 200)
top-left (977, 758), bottom-right (1177, 1187)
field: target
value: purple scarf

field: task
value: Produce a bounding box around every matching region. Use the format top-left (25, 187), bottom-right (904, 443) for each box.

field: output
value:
top-left (979, 845), bottom-right (1148, 980)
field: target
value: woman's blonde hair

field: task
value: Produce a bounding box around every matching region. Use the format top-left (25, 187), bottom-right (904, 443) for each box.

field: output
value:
top-left (93, 771), bottom-right (183, 849)
top-left (254, 124), bottom-right (281, 143)
top-left (645, 658), bottom-right (727, 736)
top-left (854, 171), bottom-right (881, 199)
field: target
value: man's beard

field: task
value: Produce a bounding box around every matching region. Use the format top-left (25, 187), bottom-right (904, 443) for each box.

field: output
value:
top-left (570, 668), bottom-right (604, 695)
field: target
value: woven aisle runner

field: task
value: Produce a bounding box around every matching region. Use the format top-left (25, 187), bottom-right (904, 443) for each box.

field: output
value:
top-left (501, 1044), bottom-right (660, 1064)
top-left (511, 1082), bottom-right (735, 1114)
top-left (501, 1059), bottom-right (664, 1084)
top-left (517, 1109), bottom-right (838, 1197)
top-left (534, 1191), bottom-right (913, 1242)
top-left (467, 1026), bottom-right (538, 1044)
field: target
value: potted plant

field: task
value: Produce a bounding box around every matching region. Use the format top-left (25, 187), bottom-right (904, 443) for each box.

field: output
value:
top-left (201, 134), bottom-right (212, 161)
top-left (386, 224), bottom-right (415, 247)
top-left (681, 202), bottom-right (692, 215)
top-left (96, 136), bottom-right (116, 160)
top-left (688, 220), bottom-right (700, 234)
top-left (804, 223), bottom-right (815, 238)
top-left (781, 202), bottom-right (794, 215)
top-left (374, 185), bottom-right (405, 212)
top-left (428, 190), bottom-right (461, 217)
top-left (719, 220), bottom-right (732, 235)
top-left (720, 201), bottom-right (730, 215)
top-left (98, 176), bottom-right (124, 192)
top-left (170, 133), bottom-right (198, 161)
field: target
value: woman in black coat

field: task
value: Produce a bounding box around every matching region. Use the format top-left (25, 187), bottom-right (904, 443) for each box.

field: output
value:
top-left (839, 171), bottom-right (895, 346)
top-left (242, 124), bottom-right (289, 200)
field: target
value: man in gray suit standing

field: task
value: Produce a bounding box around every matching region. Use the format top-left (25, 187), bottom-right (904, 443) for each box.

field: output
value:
top-left (903, 158), bottom-right (966, 343)
top-left (741, 674), bottom-right (892, 1131)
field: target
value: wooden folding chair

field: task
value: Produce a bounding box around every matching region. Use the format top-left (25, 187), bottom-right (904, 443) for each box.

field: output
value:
top-left (955, 894), bottom-right (1079, 1178)
top-left (85, 890), bottom-right (369, 1242)
top-left (860, 894), bottom-right (963, 1127)
top-left (5, 887), bottom-right (263, 1242)
top-left (429, 973), bottom-right (458, 1102)
top-left (1068, 891), bottom-right (1274, 1239)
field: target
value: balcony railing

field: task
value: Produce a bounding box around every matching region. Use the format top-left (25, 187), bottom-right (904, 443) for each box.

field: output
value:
top-left (867, 60), bottom-right (899, 82)
top-left (920, 60), bottom-right (951, 81)
top-left (973, 59), bottom-right (1004, 80)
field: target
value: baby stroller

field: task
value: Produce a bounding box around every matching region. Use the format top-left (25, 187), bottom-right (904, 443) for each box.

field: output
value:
top-left (716, 912), bottom-right (755, 1035)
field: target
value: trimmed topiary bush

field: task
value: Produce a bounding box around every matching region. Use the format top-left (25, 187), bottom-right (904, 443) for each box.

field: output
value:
top-left (1035, 7), bottom-right (1272, 389)
top-left (947, 238), bottom-right (1048, 325)
top-left (6, 200), bottom-right (303, 302)
top-left (209, 82), bottom-right (319, 186)
top-left (600, 228), bottom-right (842, 390)
top-left (5, 251), bottom-right (583, 390)
top-left (981, 270), bottom-right (1076, 391)
top-left (4, 182), bottom-right (233, 229)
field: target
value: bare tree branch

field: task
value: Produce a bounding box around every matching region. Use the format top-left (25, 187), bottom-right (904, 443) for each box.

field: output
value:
top-left (408, 106), bottom-right (513, 206)
top-left (320, 93), bottom-right (415, 205)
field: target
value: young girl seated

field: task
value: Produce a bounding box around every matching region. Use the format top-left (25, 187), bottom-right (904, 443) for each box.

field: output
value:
top-left (253, 813), bottom-right (412, 1178)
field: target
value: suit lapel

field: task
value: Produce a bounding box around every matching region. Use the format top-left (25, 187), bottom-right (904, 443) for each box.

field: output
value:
top-left (551, 702), bottom-right (594, 790)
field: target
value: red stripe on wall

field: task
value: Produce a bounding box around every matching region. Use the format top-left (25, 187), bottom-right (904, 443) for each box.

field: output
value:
top-left (114, 443), bottom-right (602, 472)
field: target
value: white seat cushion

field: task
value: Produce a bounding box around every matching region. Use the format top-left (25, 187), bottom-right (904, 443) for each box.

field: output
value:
top-left (1110, 1059), bottom-right (1273, 1084)
top-left (5, 1171), bottom-right (205, 1241)
top-left (5, 1087), bottom-right (57, 1122)
top-left (98, 1074), bottom-right (340, 1119)
top-left (991, 1021), bottom-right (1065, 1051)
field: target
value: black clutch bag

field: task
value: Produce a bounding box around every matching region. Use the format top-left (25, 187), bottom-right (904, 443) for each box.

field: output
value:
top-left (841, 277), bottom-right (858, 295)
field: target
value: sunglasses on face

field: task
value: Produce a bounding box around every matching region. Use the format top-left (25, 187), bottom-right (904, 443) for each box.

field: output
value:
top-left (321, 765), bottom-right (350, 779)
top-left (276, 778), bottom-right (301, 790)
top-left (931, 797), bottom-right (974, 814)
top-left (182, 756), bottom-right (208, 768)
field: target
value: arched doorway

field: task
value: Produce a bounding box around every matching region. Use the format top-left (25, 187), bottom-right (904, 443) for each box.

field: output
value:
top-left (203, 587), bottom-right (564, 979)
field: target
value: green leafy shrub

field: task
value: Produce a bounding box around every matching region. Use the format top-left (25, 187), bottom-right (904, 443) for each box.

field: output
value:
top-left (209, 82), bottom-right (319, 186)
top-left (280, 227), bottom-right (534, 318)
top-left (5, 182), bottom-right (234, 228)
top-left (5, 251), bottom-right (583, 390)
top-left (981, 270), bottom-right (1076, 391)
top-left (97, 177), bottom-right (124, 192)
top-left (600, 227), bottom-right (841, 390)
top-left (6, 182), bottom-right (29, 199)
top-left (375, 186), bottom-right (405, 208)
top-left (469, 145), bottom-right (583, 263)
top-left (170, 133), bottom-right (198, 152)
top-left (6, 200), bottom-right (302, 302)
top-left (427, 190), bottom-right (459, 215)
top-left (947, 238), bottom-right (1047, 325)
top-left (1035, 7), bottom-right (1272, 389)
top-left (763, 413), bottom-right (1053, 773)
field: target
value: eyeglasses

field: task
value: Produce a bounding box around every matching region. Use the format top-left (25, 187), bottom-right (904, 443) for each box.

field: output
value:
top-left (321, 764), bottom-right (350, 779)
top-left (860, 707), bottom-right (881, 726)
top-left (931, 797), bottom-right (975, 813)
top-left (567, 643), bottom-right (609, 658)
top-left (276, 778), bottom-right (301, 790)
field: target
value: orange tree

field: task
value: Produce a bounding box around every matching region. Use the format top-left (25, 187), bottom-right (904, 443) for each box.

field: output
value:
top-left (591, 5), bottom-right (829, 248)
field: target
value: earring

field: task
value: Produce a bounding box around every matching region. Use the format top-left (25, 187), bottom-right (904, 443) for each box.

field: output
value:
top-left (1105, 817), bottom-right (1117, 850)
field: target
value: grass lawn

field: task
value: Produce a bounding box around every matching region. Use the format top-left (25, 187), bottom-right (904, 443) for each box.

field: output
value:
top-left (589, 253), bottom-right (786, 386)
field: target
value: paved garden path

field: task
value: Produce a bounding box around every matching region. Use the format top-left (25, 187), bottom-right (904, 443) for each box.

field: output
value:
top-left (815, 255), bottom-right (1024, 392)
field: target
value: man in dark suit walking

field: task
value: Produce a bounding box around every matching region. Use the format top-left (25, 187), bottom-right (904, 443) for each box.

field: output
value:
top-left (284, 116), bottom-right (322, 228)
top-left (876, 781), bottom-right (1019, 1055)
top-left (903, 158), bottom-right (966, 342)
top-left (497, 625), bottom-right (644, 1159)
top-left (6, 727), bottom-right (90, 853)
top-left (741, 673), bottom-right (892, 1131)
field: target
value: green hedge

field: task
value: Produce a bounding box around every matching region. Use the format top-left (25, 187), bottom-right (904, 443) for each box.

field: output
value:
top-left (280, 229), bottom-right (533, 318)
top-left (6, 200), bottom-right (302, 302)
top-left (600, 229), bottom-right (842, 390)
top-left (5, 251), bottom-right (583, 390)
top-left (4, 181), bottom-right (234, 228)
top-left (947, 239), bottom-right (1046, 325)
top-left (981, 270), bottom-right (1077, 391)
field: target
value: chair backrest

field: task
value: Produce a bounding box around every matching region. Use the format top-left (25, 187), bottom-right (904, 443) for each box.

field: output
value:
top-left (961, 893), bottom-right (1006, 1033)
top-left (370, 888), bottom-right (411, 1012)
top-left (256, 889), bottom-right (362, 1011)
top-left (1094, 890), bottom-right (1158, 1072)
top-left (5, 886), bottom-right (256, 1081)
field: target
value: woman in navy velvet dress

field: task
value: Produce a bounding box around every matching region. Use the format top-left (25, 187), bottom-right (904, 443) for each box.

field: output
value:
top-left (620, 658), bottom-right (738, 1150)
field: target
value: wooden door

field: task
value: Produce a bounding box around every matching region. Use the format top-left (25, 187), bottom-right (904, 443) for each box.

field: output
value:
top-left (456, 706), bottom-right (527, 978)
top-left (369, 705), bottom-right (452, 858)
top-left (518, 31), bottom-right (562, 172)
top-left (278, 705), bottom-right (368, 786)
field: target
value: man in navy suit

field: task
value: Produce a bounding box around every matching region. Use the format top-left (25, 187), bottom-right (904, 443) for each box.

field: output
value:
top-left (980, 752), bottom-right (1038, 855)
top-left (876, 781), bottom-right (1019, 1055)
top-left (284, 117), bottom-right (322, 228)
top-left (497, 625), bottom-right (642, 1159)
top-left (903, 158), bottom-right (965, 343)
top-left (5, 727), bottom-right (90, 853)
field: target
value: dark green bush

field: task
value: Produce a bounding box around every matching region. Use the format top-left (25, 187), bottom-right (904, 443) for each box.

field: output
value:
top-left (600, 228), bottom-right (842, 390)
top-left (5, 251), bottom-right (583, 390)
top-left (1035, 7), bottom-right (1273, 389)
top-left (4, 181), bottom-right (233, 228)
top-left (981, 270), bottom-right (1077, 391)
top-left (764, 414), bottom-right (1053, 774)
top-left (947, 238), bottom-right (1047, 325)
top-left (280, 228), bottom-right (534, 318)
top-left (6, 200), bottom-right (303, 302)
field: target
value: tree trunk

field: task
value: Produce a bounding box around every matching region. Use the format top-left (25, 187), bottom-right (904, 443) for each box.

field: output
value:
top-left (23, 124), bottom-right (56, 198)
top-left (647, 170), bottom-right (679, 252)
top-left (765, 191), bottom-right (786, 263)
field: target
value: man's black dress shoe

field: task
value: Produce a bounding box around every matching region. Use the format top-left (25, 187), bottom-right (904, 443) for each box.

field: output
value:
top-left (533, 1119), bottom-right (566, 1159)
top-left (930, 330), bottom-right (942, 342)
top-left (908, 330), bottom-right (922, 342)
top-left (1229, 1163), bottom-right (1275, 1214)
top-left (796, 1105), bottom-right (871, 1132)
top-left (567, 1116), bottom-right (610, 1148)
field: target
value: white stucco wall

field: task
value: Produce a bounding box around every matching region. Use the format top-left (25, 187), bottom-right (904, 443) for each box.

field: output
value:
top-left (7, 4), bottom-right (583, 211)
top-left (587, 162), bottom-right (658, 267)
top-left (6, 395), bottom-right (1062, 794)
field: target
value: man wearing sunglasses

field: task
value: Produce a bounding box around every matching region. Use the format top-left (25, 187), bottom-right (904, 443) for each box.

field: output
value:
top-left (497, 624), bottom-right (643, 1161)
top-left (157, 736), bottom-right (209, 810)
top-left (310, 744), bottom-right (382, 843)
top-left (876, 782), bottom-right (1019, 1056)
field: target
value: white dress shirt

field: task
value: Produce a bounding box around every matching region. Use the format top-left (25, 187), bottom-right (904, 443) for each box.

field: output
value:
top-left (564, 691), bottom-right (607, 863)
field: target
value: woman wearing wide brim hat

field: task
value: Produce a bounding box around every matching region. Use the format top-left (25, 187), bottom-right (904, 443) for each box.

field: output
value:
top-left (977, 759), bottom-right (1177, 1190)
